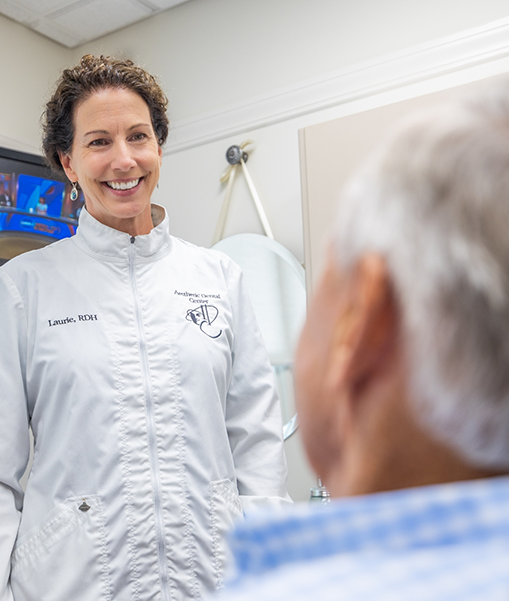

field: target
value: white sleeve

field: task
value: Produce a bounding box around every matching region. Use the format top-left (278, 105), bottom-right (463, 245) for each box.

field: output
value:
top-left (224, 266), bottom-right (292, 512)
top-left (0, 272), bottom-right (31, 601)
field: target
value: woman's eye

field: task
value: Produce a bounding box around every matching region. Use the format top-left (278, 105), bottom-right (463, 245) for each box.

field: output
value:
top-left (130, 133), bottom-right (147, 141)
top-left (89, 139), bottom-right (108, 147)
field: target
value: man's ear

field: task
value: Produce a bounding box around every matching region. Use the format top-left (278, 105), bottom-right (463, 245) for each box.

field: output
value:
top-left (326, 254), bottom-right (399, 409)
top-left (58, 152), bottom-right (78, 183)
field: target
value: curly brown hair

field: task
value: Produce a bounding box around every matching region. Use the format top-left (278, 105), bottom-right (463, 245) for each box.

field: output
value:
top-left (42, 54), bottom-right (169, 173)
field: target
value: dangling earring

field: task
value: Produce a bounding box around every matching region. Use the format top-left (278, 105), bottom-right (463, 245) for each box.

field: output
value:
top-left (70, 181), bottom-right (79, 201)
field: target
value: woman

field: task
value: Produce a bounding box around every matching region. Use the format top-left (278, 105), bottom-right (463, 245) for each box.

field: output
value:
top-left (0, 55), bottom-right (290, 601)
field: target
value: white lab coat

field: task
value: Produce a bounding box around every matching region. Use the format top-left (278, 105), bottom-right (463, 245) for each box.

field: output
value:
top-left (0, 205), bottom-right (290, 601)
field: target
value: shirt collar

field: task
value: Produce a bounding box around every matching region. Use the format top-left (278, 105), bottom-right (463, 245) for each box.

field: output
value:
top-left (230, 477), bottom-right (509, 579)
top-left (74, 203), bottom-right (172, 261)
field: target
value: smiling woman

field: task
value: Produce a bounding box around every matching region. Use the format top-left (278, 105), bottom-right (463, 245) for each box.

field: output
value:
top-left (0, 55), bottom-right (290, 601)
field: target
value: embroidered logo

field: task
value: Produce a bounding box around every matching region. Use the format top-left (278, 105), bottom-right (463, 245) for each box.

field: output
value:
top-left (186, 305), bottom-right (222, 339)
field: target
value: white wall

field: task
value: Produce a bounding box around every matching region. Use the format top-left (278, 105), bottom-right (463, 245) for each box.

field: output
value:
top-left (76, 0), bottom-right (509, 121)
top-left (0, 14), bottom-right (72, 153)
top-left (3, 0), bottom-right (509, 500)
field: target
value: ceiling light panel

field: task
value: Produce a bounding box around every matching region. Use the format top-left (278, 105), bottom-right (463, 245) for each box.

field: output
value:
top-left (0, 0), bottom-right (191, 47)
top-left (49, 0), bottom-right (152, 42)
top-left (0, 0), bottom-right (34, 23)
top-left (12, 0), bottom-right (80, 16)
top-left (31, 17), bottom-right (82, 47)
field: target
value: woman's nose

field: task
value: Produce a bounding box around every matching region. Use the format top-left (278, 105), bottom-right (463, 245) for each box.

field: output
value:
top-left (110, 141), bottom-right (137, 171)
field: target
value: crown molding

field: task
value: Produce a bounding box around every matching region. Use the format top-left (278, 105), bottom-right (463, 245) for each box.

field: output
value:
top-left (164, 17), bottom-right (509, 155)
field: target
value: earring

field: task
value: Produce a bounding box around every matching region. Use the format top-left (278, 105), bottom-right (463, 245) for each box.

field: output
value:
top-left (70, 181), bottom-right (79, 201)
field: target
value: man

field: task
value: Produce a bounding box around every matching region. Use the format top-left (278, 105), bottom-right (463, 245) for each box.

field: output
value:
top-left (217, 82), bottom-right (509, 599)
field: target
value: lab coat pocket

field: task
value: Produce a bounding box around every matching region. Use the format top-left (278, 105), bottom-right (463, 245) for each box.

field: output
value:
top-left (11, 495), bottom-right (111, 601)
top-left (210, 479), bottom-right (243, 590)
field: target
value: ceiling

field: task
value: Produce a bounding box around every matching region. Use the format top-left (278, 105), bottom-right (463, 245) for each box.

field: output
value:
top-left (0, 0), bottom-right (191, 48)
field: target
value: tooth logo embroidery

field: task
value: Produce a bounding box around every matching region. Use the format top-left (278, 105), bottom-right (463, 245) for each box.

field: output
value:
top-left (186, 305), bottom-right (222, 339)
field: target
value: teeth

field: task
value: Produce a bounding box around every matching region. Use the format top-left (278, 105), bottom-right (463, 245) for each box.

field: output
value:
top-left (107, 179), bottom-right (140, 190)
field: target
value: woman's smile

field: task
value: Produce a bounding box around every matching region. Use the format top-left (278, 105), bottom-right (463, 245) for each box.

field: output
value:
top-left (104, 178), bottom-right (142, 191)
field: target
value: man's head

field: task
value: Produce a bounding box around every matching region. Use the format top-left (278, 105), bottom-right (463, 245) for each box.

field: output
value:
top-left (296, 82), bottom-right (509, 496)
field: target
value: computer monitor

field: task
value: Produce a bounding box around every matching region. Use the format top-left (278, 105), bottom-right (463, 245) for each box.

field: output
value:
top-left (0, 146), bottom-right (84, 264)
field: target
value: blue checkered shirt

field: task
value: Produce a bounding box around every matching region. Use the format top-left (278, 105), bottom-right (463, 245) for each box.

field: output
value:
top-left (215, 477), bottom-right (509, 601)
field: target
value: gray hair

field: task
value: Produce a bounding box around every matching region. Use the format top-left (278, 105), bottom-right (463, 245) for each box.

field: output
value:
top-left (334, 80), bottom-right (509, 468)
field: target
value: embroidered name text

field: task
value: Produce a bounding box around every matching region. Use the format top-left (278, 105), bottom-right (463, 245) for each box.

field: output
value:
top-left (48, 314), bottom-right (98, 327)
top-left (48, 317), bottom-right (76, 327)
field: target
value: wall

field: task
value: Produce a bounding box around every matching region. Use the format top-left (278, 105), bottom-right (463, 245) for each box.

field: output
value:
top-left (3, 0), bottom-right (509, 500)
top-left (0, 14), bottom-right (72, 153)
top-left (75, 0), bottom-right (509, 121)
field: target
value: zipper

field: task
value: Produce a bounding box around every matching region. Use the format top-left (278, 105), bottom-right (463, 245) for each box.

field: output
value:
top-left (129, 236), bottom-right (171, 600)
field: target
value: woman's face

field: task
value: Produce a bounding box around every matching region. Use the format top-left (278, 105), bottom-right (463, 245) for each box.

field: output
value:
top-left (60, 87), bottom-right (162, 236)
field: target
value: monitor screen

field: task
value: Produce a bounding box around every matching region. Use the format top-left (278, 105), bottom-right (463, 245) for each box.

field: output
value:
top-left (0, 146), bottom-right (84, 264)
